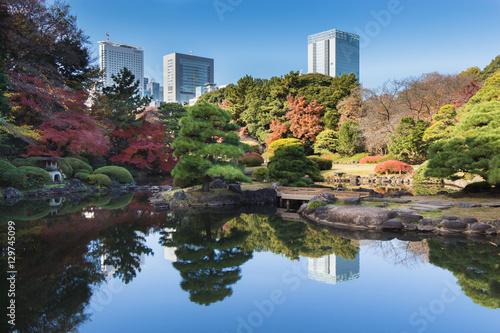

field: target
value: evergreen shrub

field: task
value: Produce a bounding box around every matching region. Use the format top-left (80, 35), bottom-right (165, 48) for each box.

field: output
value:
top-left (94, 166), bottom-right (134, 184)
top-left (308, 156), bottom-right (333, 170)
top-left (88, 174), bottom-right (112, 187)
top-left (3, 166), bottom-right (51, 190)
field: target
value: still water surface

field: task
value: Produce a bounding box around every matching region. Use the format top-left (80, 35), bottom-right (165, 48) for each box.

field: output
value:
top-left (1, 193), bottom-right (499, 333)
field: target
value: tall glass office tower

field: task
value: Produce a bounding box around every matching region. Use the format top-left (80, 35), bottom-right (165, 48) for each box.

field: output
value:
top-left (308, 29), bottom-right (359, 79)
top-left (163, 53), bottom-right (214, 105)
top-left (99, 41), bottom-right (144, 96)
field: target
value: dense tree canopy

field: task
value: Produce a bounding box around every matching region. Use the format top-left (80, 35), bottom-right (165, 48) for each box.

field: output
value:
top-left (171, 102), bottom-right (250, 190)
top-left (426, 74), bottom-right (500, 184)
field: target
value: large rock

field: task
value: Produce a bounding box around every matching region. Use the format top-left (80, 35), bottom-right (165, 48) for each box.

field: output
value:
top-left (470, 223), bottom-right (492, 234)
top-left (442, 220), bottom-right (468, 232)
top-left (397, 214), bottom-right (423, 224)
top-left (343, 197), bottom-right (361, 205)
top-left (457, 216), bottom-right (478, 224)
top-left (310, 192), bottom-right (336, 204)
top-left (381, 219), bottom-right (404, 231)
top-left (209, 178), bottom-right (226, 189)
top-left (325, 206), bottom-right (398, 227)
top-left (241, 188), bottom-right (276, 205)
top-left (227, 183), bottom-right (242, 193)
top-left (173, 190), bottom-right (186, 200)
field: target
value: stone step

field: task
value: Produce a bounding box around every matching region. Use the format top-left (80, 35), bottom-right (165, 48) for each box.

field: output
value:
top-left (408, 207), bottom-right (439, 212)
top-left (362, 197), bottom-right (412, 203)
top-left (408, 204), bottom-right (451, 210)
top-left (392, 208), bottom-right (418, 214)
top-left (416, 201), bottom-right (455, 207)
top-left (482, 202), bottom-right (500, 207)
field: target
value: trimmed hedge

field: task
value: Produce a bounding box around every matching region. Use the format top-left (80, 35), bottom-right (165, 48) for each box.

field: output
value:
top-left (94, 166), bottom-right (134, 184)
top-left (308, 156), bottom-right (333, 170)
top-left (65, 157), bottom-right (93, 174)
top-left (267, 138), bottom-right (302, 155)
top-left (0, 160), bottom-right (16, 182)
top-left (374, 160), bottom-right (414, 175)
top-left (359, 156), bottom-right (382, 164)
top-left (240, 156), bottom-right (263, 167)
top-left (74, 172), bottom-right (90, 181)
top-left (88, 174), bottom-right (112, 187)
top-left (244, 152), bottom-right (264, 163)
top-left (3, 166), bottom-right (51, 190)
top-left (252, 167), bottom-right (268, 180)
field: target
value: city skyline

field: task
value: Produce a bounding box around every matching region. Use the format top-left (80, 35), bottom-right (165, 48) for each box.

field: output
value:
top-left (71, 0), bottom-right (500, 89)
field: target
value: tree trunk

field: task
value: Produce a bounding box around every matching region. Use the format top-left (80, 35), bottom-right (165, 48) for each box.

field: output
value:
top-left (201, 175), bottom-right (211, 192)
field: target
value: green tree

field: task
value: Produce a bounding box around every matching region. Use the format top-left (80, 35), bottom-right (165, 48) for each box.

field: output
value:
top-left (171, 101), bottom-right (250, 190)
top-left (422, 104), bottom-right (457, 144)
top-left (158, 102), bottom-right (187, 143)
top-left (481, 55), bottom-right (500, 79)
top-left (95, 67), bottom-right (150, 128)
top-left (389, 117), bottom-right (430, 163)
top-left (267, 145), bottom-right (324, 186)
top-left (314, 129), bottom-right (338, 155)
top-left (337, 120), bottom-right (362, 156)
top-left (426, 74), bottom-right (500, 185)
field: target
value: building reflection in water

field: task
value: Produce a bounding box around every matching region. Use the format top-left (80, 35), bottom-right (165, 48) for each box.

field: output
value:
top-left (163, 227), bottom-right (177, 262)
top-left (308, 253), bottom-right (360, 285)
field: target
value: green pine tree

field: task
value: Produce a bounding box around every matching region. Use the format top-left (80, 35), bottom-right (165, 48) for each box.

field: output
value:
top-left (171, 101), bottom-right (250, 190)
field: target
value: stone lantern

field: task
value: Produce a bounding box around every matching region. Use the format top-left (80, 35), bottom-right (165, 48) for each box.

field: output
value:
top-left (39, 157), bottom-right (64, 183)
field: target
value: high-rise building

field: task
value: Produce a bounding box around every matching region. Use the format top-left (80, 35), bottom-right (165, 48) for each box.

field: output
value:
top-left (163, 53), bottom-right (214, 105)
top-left (99, 41), bottom-right (144, 97)
top-left (307, 29), bottom-right (359, 79)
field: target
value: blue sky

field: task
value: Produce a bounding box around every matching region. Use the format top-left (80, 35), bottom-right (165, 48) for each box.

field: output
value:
top-left (69, 0), bottom-right (500, 89)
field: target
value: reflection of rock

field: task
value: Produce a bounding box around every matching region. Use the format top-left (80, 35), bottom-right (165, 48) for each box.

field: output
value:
top-left (308, 253), bottom-right (360, 285)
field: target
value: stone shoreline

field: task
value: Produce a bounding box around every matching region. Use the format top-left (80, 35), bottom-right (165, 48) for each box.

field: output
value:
top-left (299, 204), bottom-right (500, 237)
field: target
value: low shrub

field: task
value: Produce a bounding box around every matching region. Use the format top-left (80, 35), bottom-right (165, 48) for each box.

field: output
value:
top-left (0, 160), bottom-right (16, 181)
top-left (462, 181), bottom-right (491, 193)
top-left (88, 174), bottom-right (112, 187)
top-left (65, 157), bottom-right (93, 174)
top-left (307, 200), bottom-right (327, 210)
top-left (252, 167), bottom-right (268, 180)
top-left (3, 166), bottom-right (51, 190)
top-left (308, 156), bottom-right (333, 170)
top-left (244, 152), bottom-right (264, 163)
top-left (374, 160), bottom-right (414, 175)
top-left (74, 172), bottom-right (90, 181)
top-left (240, 156), bottom-right (263, 167)
top-left (267, 138), bottom-right (302, 155)
top-left (359, 156), bottom-right (382, 164)
top-left (378, 154), bottom-right (396, 163)
top-left (94, 166), bottom-right (134, 184)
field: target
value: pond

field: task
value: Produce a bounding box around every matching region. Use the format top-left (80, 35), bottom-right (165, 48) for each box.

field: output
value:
top-left (1, 193), bottom-right (499, 333)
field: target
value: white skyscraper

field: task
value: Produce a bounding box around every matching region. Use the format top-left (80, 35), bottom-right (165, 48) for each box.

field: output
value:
top-left (308, 29), bottom-right (359, 79)
top-left (99, 41), bottom-right (144, 96)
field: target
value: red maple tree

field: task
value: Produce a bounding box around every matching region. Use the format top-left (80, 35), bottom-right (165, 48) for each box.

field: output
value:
top-left (286, 95), bottom-right (324, 143)
top-left (25, 112), bottom-right (110, 157)
top-left (109, 122), bottom-right (176, 172)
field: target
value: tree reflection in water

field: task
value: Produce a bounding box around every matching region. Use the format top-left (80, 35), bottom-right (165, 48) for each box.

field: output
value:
top-left (428, 241), bottom-right (500, 309)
